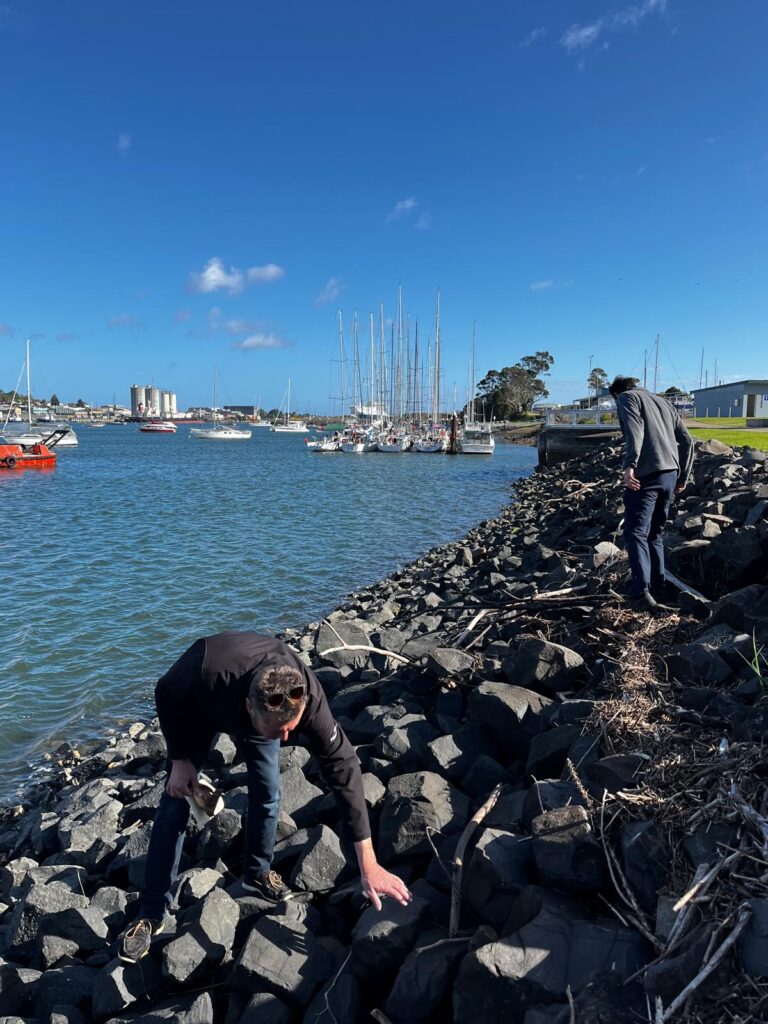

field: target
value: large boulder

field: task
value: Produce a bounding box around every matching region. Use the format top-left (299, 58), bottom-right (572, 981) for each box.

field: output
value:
top-left (711, 584), bottom-right (768, 639)
top-left (161, 888), bottom-right (239, 984)
top-left (102, 992), bottom-right (214, 1024)
top-left (351, 895), bottom-right (429, 975)
top-left (378, 772), bottom-right (469, 862)
top-left (289, 824), bottom-right (346, 893)
top-left (2, 883), bottom-right (89, 955)
top-left (230, 915), bottom-right (333, 1005)
top-left (453, 888), bottom-right (651, 1023)
top-left (463, 829), bottom-right (534, 931)
top-left (503, 640), bottom-right (584, 696)
top-left (315, 619), bottom-right (371, 671)
top-left (92, 957), bottom-right (163, 1019)
top-left (468, 683), bottom-right (552, 758)
top-left (531, 806), bottom-right (605, 895)
top-left (385, 928), bottom-right (466, 1023)
top-left (704, 527), bottom-right (766, 592)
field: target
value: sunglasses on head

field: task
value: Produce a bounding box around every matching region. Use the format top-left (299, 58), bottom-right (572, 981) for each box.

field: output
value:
top-left (262, 685), bottom-right (306, 712)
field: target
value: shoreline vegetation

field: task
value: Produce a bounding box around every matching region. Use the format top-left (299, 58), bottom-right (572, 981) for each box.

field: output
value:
top-left (0, 439), bottom-right (767, 1022)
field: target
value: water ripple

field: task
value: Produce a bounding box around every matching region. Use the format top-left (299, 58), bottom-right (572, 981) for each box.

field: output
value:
top-left (0, 427), bottom-right (535, 798)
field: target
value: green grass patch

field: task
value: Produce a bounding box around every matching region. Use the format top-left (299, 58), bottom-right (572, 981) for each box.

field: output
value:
top-left (688, 416), bottom-right (747, 427)
top-left (689, 428), bottom-right (768, 451)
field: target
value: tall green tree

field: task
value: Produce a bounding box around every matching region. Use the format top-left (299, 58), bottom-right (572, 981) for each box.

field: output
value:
top-left (474, 351), bottom-right (554, 419)
top-left (50, 393), bottom-right (60, 406)
top-left (587, 367), bottom-right (609, 395)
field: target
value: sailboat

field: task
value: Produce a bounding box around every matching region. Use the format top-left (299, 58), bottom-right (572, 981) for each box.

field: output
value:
top-left (190, 371), bottom-right (252, 440)
top-left (252, 394), bottom-right (271, 427)
top-left (1, 340), bottom-right (79, 448)
top-left (459, 323), bottom-right (495, 455)
top-left (270, 380), bottom-right (309, 432)
top-left (414, 291), bottom-right (448, 452)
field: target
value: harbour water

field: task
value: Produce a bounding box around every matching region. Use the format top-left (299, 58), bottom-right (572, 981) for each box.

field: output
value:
top-left (0, 426), bottom-right (536, 800)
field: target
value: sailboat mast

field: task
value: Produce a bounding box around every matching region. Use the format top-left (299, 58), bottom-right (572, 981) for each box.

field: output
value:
top-left (396, 285), bottom-right (403, 420)
top-left (26, 338), bottom-right (32, 425)
top-left (353, 310), bottom-right (362, 422)
top-left (337, 310), bottom-right (345, 423)
top-left (369, 312), bottom-right (375, 421)
top-left (653, 333), bottom-right (660, 394)
top-left (471, 321), bottom-right (477, 422)
top-left (434, 290), bottom-right (441, 425)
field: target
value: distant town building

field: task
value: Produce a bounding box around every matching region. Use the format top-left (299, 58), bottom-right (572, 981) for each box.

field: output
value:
top-left (692, 380), bottom-right (768, 419)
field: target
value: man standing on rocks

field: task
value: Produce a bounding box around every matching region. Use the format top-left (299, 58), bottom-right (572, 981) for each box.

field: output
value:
top-left (120, 631), bottom-right (410, 963)
top-left (610, 375), bottom-right (694, 609)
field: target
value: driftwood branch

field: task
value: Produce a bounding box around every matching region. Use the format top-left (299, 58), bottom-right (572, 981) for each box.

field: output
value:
top-left (452, 608), bottom-right (491, 648)
top-left (661, 904), bottom-right (752, 1021)
top-left (318, 620), bottom-right (411, 665)
top-left (729, 781), bottom-right (768, 857)
top-left (318, 643), bottom-right (411, 665)
top-left (449, 784), bottom-right (502, 937)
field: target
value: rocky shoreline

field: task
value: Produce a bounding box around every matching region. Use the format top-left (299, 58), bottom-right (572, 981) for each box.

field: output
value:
top-left (1, 438), bottom-right (767, 1024)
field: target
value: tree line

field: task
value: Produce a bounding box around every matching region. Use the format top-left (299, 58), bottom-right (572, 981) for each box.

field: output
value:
top-left (473, 351), bottom-right (554, 420)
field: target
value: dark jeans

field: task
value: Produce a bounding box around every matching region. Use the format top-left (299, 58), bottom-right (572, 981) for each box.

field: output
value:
top-left (623, 469), bottom-right (677, 598)
top-left (139, 731), bottom-right (280, 921)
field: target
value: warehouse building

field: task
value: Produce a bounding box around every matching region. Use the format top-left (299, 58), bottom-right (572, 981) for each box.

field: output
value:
top-left (692, 380), bottom-right (768, 420)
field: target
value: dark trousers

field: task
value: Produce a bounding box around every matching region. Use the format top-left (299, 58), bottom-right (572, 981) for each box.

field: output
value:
top-left (139, 732), bottom-right (280, 921)
top-left (623, 469), bottom-right (677, 598)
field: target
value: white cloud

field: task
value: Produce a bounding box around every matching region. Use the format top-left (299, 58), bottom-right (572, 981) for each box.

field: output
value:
top-left (246, 263), bottom-right (285, 284)
top-left (0, 322), bottom-right (14, 336)
top-left (561, 23), bottom-right (603, 52)
top-left (107, 314), bottom-right (145, 331)
top-left (188, 257), bottom-right (285, 295)
top-left (529, 280), bottom-right (555, 292)
top-left (521, 27), bottom-right (547, 47)
top-left (315, 277), bottom-right (345, 307)
top-left (415, 211), bottom-right (432, 230)
top-left (117, 132), bottom-right (131, 156)
top-left (386, 196), bottom-right (419, 223)
top-left (189, 257), bottom-right (244, 295)
top-left (231, 333), bottom-right (290, 351)
top-left (561, 0), bottom-right (667, 54)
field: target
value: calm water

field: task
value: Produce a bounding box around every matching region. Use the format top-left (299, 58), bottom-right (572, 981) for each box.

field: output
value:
top-left (0, 426), bottom-right (536, 799)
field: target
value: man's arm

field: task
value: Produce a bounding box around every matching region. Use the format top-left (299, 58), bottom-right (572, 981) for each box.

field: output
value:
top-left (616, 392), bottom-right (645, 471)
top-left (304, 683), bottom-right (411, 907)
top-left (673, 414), bottom-right (695, 491)
top-left (154, 639), bottom-right (210, 796)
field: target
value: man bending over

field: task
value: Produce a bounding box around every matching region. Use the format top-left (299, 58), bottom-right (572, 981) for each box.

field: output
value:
top-left (120, 631), bottom-right (410, 963)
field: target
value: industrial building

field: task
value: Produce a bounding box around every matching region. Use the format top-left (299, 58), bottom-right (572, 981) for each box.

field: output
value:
top-left (692, 380), bottom-right (768, 420)
top-left (130, 384), bottom-right (177, 419)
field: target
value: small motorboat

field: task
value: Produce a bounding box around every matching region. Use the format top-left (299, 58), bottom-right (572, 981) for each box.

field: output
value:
top-left (0, 428), bottom-right (69, 470)
top-left (306, 436), bottom-right (340, 452)
top-left (139, 420), bottom-right (177, 434)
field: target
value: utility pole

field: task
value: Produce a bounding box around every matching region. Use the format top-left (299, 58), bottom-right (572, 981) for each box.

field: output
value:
top-left (643, 350), bottom-right (648, 389)
top-left (588, 354), bottom-right (594, 407)
top-left (699, 348), bottom-right (704, 390)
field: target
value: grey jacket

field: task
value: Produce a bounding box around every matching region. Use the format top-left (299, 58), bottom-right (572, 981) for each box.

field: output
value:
top-left (616, 388), bottom-right (694, 484)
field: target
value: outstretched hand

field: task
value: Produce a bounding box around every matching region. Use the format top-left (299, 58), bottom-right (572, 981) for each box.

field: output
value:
top-left (166, 759), bottom-right (203, 799)
top-left (360, 863), bottom-right (412, 911)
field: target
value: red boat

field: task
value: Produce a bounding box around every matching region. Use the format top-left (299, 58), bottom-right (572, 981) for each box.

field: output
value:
top-left (0, 428), bottom-right (69, 470)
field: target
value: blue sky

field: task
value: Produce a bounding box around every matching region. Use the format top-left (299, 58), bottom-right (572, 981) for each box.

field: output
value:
top-left (1, 1), bottom-right (766, 411)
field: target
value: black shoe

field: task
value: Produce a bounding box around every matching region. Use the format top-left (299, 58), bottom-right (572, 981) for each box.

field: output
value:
top-left (627, 590), bottom-right (659, 612)
top-left (118, 916), bottom-right (164, 963)
top-left (241, 870), bottom-right (292, 902)
top-left (652, 588), bottom-right (679, 609)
